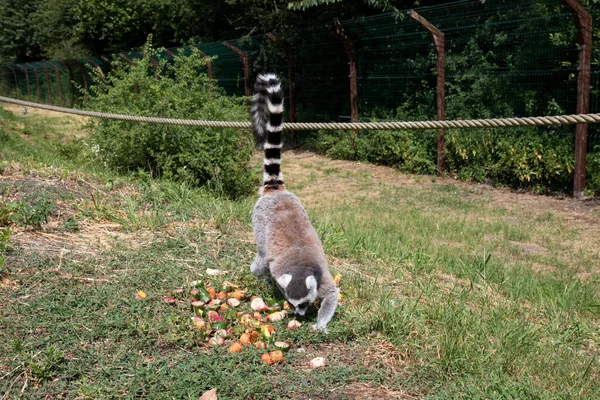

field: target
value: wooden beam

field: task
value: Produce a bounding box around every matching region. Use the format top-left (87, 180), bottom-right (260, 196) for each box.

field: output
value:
top-left (77, 60), bottom-right (89, 103)
top-left (48, 61), bottom-right (64, 105)
top-left (223, 42), bottom-right (250, 98)
top-left (410, 10), bottom-right (446, 176)
top-left (15, 65), bottom-right (31, 97)
top-left (561, 0), bottom-right (592, 198)
top-left (330, 23), bottom-right (359, 147)
top-left (61, 61), bottom-right (76, 106)
top-left (189, 46), bottom-right (214, 91)
top-left (26, 64), bottom-right (41, 101)
top-left (35, 62), bottom-right (53, 102)
top-left (0, 68), bottom-right (8, 90)
top-left (118, 54), bottom-right (138, 95)
top-left (6, 66), bottom-right (19, 95)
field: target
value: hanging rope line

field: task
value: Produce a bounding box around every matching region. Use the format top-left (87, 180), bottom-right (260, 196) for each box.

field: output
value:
top-left (2, 95), bottom-right (600, 131)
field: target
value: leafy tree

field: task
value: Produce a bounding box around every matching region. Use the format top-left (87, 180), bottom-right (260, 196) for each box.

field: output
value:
top-left (0, 0), bottom-right (44, 63)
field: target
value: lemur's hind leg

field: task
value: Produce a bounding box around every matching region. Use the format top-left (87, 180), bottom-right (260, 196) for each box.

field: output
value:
top-left (250, 251), bottom-right (269, 277)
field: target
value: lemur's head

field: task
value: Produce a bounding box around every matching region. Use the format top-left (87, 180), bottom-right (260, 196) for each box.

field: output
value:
top-left (276, 270), bottom-right (319, 318)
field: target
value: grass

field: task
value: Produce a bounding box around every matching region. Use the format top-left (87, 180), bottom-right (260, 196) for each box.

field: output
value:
top-left (1, 104), bottom-right (599, 399)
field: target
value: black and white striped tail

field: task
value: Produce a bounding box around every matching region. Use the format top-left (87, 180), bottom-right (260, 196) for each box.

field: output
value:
top-left (251, 73), bottom-right (284, 190)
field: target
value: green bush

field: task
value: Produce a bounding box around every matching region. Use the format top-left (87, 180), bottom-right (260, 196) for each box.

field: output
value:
top-left (587, 146), bottom-right (600, 195)
top-left (445, 126), bottom-right (576, 191)
top-left (315, 129), bottom-right (436, 175)
top-left (87, 41), bottom-right (256, 199)
top-left (13, 193), bottom-right (57, 229)
top-left (312, 124), bottom-right (598, 194)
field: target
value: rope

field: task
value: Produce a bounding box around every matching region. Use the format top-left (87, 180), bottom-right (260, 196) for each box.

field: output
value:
top-left (2, 95), bottom-right (600, 131)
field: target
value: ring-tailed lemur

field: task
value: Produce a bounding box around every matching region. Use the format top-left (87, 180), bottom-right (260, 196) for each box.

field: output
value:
top-left (250, 73), bottom-right (339, 333)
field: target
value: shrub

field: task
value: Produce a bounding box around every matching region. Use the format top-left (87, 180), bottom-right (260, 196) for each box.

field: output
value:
top-left (315, 129), bottom-right (436, 175)
top-left (87, 40), bottom-right (256, 199)
top-left (445, 127), bottom-right (576, 191)
top-left (586, 146), bottom-right (600, 195)
top-left (13, 193), bottom-right (56, 229)
top-left (313, 124), bottom-right (589, 194)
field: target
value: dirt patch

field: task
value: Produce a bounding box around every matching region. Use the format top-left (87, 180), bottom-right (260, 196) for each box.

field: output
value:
top-left (289, 338), bottom-right (423, 399)
top-left (509, 241), bottom-right (548, 255)
top-left (0, 277), bottom-right (19, 292)
top-left (0, 164), bottom-right (155, 261)
top-left (338, 383), bottom-right (419, 399)
top-left (282, 151), bottom-right (599, 228)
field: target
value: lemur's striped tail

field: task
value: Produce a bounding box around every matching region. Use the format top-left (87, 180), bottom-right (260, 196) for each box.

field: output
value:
top-left (251, 73), bottom-right (284, 190)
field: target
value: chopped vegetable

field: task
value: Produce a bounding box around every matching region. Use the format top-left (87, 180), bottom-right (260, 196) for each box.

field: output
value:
top-left (307, 357), bottom-right (327, 368)
top-left (267, 310), bottom-right (286, 322)
top-left (287, 320), bottom-right (302, 329)
top-left (333, 274), bottom-right (342, 286)
top-left (250, 297), bottom-right (268, 311)
top-left (227, 298), bottom-right (240, 307)
top-left (230, 290), bottom-right (244, 300)
top-left (191, 317), bottom-right (206, 330)
top-left (274, 341), bottom-right (291, 352)
top-left (229, 342), bottom-right (243, 353)
top-left (207, 287), bottom-right (217, 299)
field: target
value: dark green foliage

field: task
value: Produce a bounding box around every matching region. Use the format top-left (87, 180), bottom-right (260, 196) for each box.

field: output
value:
top-left (445, 127), bottom-right (577, 191)
top-left (316, 129), bottom-right (436, 175)
top-left (0, 0), bottom-right (43, 63)
top-left (313, 125), bottom-right (599, 194)
top-left (61, 217), bottom-right (79, 232)
top-left (0, 200), bottom-right (19, 226)
top-left (87, 42), bottom-right (257, 199)
top-left (587, 147), bottom-right (600, 192)
top-left (0, 227), bottom-right (10, 273)
top-left (0, 0), bottom-right (393, 63)
top-left (12, 192), bottom-right (57, 228)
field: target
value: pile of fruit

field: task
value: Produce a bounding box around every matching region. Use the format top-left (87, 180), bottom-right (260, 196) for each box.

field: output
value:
top-left (160, 280), bottom-right (302, 365)
top-left (137, 274), bottom-right (341, 366)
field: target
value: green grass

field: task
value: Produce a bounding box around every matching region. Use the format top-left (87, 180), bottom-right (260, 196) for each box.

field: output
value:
top-left (1, 107), bottom-right (599, 398)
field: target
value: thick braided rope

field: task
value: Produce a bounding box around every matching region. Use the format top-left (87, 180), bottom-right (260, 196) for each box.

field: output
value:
top-left (3, 95), bottom-right (600, 130)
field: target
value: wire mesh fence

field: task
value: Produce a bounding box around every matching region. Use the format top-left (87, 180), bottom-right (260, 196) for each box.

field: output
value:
top-left (0, 0), bottom-right (598, 150)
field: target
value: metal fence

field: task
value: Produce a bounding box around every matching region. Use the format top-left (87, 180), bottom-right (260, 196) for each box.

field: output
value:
top-left (0, 0), bottom-right (599, 193)
top-left (0, 1), bottom-right (595, 121)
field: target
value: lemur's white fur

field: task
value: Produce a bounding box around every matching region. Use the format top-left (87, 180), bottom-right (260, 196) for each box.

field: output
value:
top-left (250, 73), bottom-right (339, 333)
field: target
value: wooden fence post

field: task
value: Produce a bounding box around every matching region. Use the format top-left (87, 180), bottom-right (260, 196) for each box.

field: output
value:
top-left (189, 46), bottom-right (214, 91)
top-left (36, 63), bottom-right (54, 103)
top-left (0, 68), bottom-right (8, 91)
top-left (562, 0), bottom-right (592, 198)
top-left (26, 63), bottom-right (42, 101)
top-left (267, 33), bottom-right (298, 145)
top-left (15, 65), bottom-right (31, 97)
top-left (61, 61), bottom-right (76, 105)
top-left (77, 60), bottom-right (89, 102)
top-left (7, 66), bottom-right (19, 95)
top-left (118, 54), bottom-right (138, 95)
top-left (223, 42), bottom-right (250, 98)
top-left (48, 61), bottom-right (64, 105)
top-left (330, 23), bottom-right (359, 147)
top-left (141, 52), bottom-right (160, 79)
top-left (410, 10), bottom-right (446, 176)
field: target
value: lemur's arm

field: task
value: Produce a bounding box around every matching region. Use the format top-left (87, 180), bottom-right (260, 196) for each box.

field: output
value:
top-left (313, 287), bottom-right (339, 334)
